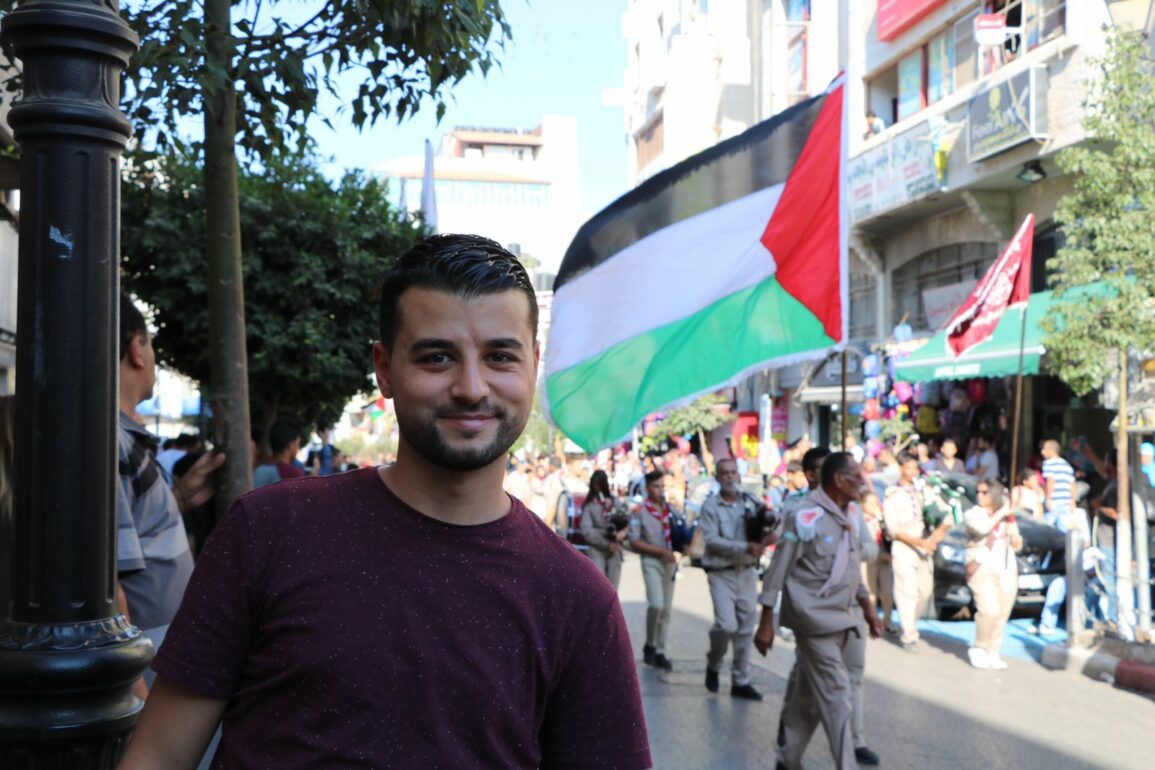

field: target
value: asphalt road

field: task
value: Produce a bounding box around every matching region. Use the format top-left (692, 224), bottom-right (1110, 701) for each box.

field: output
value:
top-left (613, 553), bottom-right (1154, 770)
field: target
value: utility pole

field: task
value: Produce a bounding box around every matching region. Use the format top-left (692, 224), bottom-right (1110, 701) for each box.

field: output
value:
top-left (0, 1), bottom-right (151, 767)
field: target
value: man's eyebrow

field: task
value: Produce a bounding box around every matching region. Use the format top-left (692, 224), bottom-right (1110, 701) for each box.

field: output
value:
top-left (488, 338), bottom-right (526, 350)
top-left (410, 338), bottom-right (456, 351)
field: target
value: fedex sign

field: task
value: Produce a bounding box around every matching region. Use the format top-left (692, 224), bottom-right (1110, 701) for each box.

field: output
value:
top-left (877, 0), bottom-right (948, 41)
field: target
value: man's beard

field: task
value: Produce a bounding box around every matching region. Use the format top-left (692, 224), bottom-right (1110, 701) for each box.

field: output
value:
top-left (399, 401), bottom-right (524, 472)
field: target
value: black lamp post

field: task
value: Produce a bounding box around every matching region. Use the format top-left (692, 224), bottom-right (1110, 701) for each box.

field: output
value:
top-left (0, 2), bottom-right (151, 768)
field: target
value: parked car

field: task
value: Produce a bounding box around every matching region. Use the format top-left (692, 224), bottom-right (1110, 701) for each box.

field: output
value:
top-left (871, 472), bottom-right (1067, 619)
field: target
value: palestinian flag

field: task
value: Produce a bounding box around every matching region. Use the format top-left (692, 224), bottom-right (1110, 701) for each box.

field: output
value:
top-left (543, 77), bottom-right (848, 451)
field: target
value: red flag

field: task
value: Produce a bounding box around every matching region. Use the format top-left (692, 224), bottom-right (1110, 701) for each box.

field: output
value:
top-left (944, 214), bottom-right (1034, 356)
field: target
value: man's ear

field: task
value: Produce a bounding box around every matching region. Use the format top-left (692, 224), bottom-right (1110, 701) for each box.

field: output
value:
top-left (372, 341), bottom-right (393, 399)
top-left (127, 333), bottom-right (147, 370)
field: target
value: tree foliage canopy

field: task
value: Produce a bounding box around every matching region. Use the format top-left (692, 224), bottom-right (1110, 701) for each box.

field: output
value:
top-left (1044, 29), bottom-right (1155, 395)
top-left (1, 0), bottom-right (511, 159)
top-left (121, 148), bottom-right (429, 428)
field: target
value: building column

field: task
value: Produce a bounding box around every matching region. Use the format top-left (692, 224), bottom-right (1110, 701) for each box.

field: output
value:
top-left (0, 2), bottom-right (151, 768)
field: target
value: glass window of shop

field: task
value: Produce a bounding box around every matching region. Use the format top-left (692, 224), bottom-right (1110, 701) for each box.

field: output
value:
top-left (891, 243), bottom-right (999, 330)
top-left (952, 8), bottom-right (980, 90)
top-left (927, 29), bottom-right (954, 104)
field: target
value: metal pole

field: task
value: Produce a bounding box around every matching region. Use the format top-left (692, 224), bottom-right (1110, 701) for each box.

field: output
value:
top-left (840, 349), bottom-right (848, 448)
top-left (1115, 351), bottom-right (1135, 638)
top-left (1129, 433), bottom-right (1151, 633)
top-left (0, 3), bottom-right (150, 767)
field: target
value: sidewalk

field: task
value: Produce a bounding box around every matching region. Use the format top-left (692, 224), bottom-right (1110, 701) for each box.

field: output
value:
top-left (907, 613), bottom-right (1155, 697)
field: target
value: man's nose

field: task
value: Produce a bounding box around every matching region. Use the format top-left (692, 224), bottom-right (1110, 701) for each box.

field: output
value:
top-left (450, 357), bottom-right (489, 402)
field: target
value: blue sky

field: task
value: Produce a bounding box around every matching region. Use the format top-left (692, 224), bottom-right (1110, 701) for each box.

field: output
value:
top-left (313, 1), bottom-right (630, 219)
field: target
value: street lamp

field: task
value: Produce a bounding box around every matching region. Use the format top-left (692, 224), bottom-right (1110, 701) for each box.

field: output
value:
top-left (0, 2), bottom-right (150, 768)
top-left (1106, 0), bottom-right (1155, 32)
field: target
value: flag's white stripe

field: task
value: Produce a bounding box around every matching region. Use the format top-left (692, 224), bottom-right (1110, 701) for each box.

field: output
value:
top-left (546, 183), bottom-right (785, 377)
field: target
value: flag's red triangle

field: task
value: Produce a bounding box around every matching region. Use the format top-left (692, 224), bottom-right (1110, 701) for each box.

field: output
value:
top-left (760, 83), bottom-right (844, 343)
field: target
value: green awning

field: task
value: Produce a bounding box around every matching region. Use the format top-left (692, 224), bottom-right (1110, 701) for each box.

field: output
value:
top-left (895, 291), bottom-right (1053, 382)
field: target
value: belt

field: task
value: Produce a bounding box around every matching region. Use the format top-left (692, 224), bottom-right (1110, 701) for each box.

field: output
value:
top-left (702, 565), bottom-right (754, 573)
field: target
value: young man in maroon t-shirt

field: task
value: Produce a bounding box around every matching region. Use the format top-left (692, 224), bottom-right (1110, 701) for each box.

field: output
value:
top-left (119, 235), bottom-right (652, 770)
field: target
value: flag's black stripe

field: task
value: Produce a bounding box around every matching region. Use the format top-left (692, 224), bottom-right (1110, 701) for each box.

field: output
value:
top-left (556, 93), bottom-right (827, 291)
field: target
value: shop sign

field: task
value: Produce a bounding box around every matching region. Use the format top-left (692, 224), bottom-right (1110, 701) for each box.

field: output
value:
top-left (922, 279), bottom-right (978, 331)
top-left (967, 65), bottom-right (1048, 161)
top-left (877, 0), bottom-right (948, 41)
top-left (848, 121), bottom-right (938, 221)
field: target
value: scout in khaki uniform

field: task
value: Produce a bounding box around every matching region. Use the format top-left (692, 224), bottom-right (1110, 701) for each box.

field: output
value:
top-left (628, 469), bottom-right (680, 671)
top-left (883, 453), bottom-right (949, 652)
top-left (699, 458), bottom-right (775, 700)
top-left (755, 452), bottom-right (883, 770)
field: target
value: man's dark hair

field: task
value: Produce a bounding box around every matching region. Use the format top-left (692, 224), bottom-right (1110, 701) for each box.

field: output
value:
top-left (377, 234), bottom-right (538, 351)
top-left (268, 418), bottom-right (300, 456)
top-left (119, 292), bottom-right (147, 362)
top-left (820, 451), bottom-right (854, 488)
top-left (644, 470), bottom-right (664, 486)
top-left (897, 451), bottom-right (919, 466)
top-left (174, 433), bottom-right (200, 450)
top-left (801, 446), bottom-right (831, 474)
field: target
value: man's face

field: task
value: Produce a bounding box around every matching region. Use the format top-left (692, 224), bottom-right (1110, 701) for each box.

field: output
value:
top-left (135, 332), bottom-right (157, 400)
top-left (835, 459), bottom-right (867, 502)
top-left (900, 459), bottom-right (920, 483)
top-left (788, 469), bottom-right (806, 491)
top-left (646, 477), bottom-right (665, 504)
top-left (373, 288), bottom-right (539, 473)
top-left (716, 460), bottom-right (741, 495)
top-left (942, 441), bottom-right (957, 459)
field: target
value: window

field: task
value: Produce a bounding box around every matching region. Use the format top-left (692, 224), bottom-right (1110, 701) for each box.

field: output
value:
top-left (953, 8), bottom-right (979, 90)
top-left (849, 270), bottom-right (878, 342)
top-left (891, 244), bottom-right (1000, 330)
top-left (981, 0), bottom-right (1066, 76)
top-left (867, 65), bottom-right (899, 127)
top-left (896, 49), bottom-right (925, 121)
top-left (634, 114), bottom-right (664, 173)
top-left (785, 0), bottom-right (811, 105)
top-left (926, 29), bottom-right (953, 104)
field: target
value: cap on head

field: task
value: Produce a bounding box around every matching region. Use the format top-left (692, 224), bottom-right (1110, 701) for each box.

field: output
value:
top-left (377, 233), bottom-right (538, 352)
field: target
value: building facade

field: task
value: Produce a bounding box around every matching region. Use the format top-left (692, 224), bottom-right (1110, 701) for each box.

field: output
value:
top-left (378, 116), bottom-right (582, 277)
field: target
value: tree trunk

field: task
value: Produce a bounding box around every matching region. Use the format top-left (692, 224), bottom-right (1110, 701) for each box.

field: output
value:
top-left (204, 0), bottom-right (252, 514)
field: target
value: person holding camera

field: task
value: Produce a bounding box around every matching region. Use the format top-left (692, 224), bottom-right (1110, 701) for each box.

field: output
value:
top-left (629, 470), bottom-right (680, 671)
top-left (699, 458), bottom-right (775, 701)
top-left (580, 469), bottom-right (629, 589)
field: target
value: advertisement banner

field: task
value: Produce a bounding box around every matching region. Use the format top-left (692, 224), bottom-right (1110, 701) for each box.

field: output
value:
top-left (967, 65), bottom-right (1049, 161)
top-left (848, 121), bottom-right (937, 221)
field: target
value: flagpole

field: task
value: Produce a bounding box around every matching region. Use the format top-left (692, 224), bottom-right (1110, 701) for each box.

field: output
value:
top-left (1009, 283), bottom-right (1030, 488)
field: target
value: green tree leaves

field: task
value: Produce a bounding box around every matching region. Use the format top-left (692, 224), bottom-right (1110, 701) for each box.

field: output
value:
top-left (1044, 29), bottom-right (1155, 395)
top-left (120, 148), bottom-right (430, 429)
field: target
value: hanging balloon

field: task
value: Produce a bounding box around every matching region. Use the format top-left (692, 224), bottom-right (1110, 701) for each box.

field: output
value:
top-left (864, 399), bottom-right (881, 421)
top-left (894, 323), bottom-right (913, 342)
top-left (882, 407), bottom-right (897, 419)
top-left (864, 420), bottom-right (882, 440)
top-left (848, 402), bottom-right (865, 416)
top-left (863, 378), bottom-right (879, 400)
top-left (897, 403), bottom-right (910, 416)
top-left (862, 354), bottom-right (880, 376)
top-left (913, 382), bottom-right (926, 405)
top-left (866, 438), bottom-right (884, 457)
top-left (882, 393), bottom-right (900, 410)
top-left (967, 379), bottom-right (988, 404)
top-left (876, 374), bottom-right (890, 394)
top-left (894, 381), bottom-right (914, 403)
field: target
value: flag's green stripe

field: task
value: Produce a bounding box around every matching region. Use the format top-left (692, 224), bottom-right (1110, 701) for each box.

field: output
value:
top-left (546, 276), bottom-right (833, 450)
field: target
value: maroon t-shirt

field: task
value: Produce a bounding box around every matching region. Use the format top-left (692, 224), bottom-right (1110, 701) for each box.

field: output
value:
top-left (153, 467), bottom-right (651, 769)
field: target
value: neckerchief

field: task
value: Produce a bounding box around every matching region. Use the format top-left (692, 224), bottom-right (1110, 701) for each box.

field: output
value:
top-left (807, 487), bottom-right (855, 597)
top-left (644, 499), bottom-right (671, 549)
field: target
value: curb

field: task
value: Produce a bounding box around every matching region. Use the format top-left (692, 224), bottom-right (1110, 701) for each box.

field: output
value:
top-left (1041, 641), bottom-right (1155, 695)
